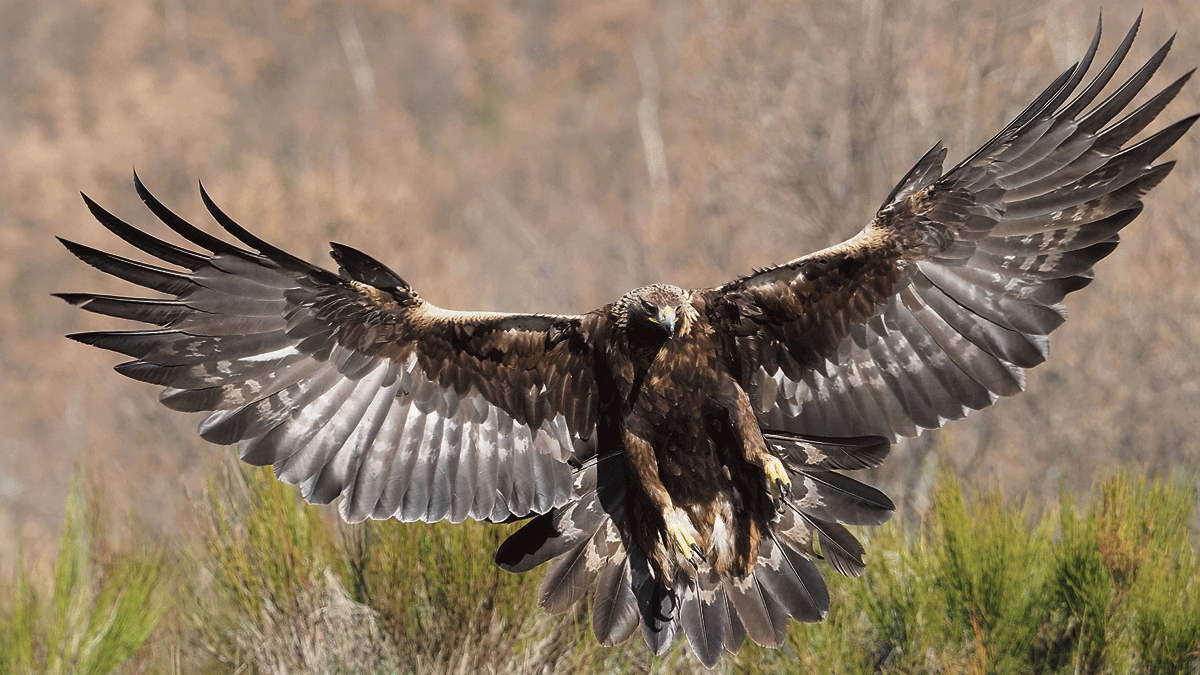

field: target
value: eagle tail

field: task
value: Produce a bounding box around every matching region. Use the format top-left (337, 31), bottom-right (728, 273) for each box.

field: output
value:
top-left (677, 518), bottom-right (833, 662)
top-left (496, 436), bottom-right (894, 663)
top-left (493, 429), bottom-right (891, 662)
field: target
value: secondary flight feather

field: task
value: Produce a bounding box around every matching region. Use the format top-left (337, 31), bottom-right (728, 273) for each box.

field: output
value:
top-left (57, 16), bottom-right (1194, 667)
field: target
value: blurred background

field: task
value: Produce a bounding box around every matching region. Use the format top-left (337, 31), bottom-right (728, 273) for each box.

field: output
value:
top-left (1, 0), bottom-right (1197, 571)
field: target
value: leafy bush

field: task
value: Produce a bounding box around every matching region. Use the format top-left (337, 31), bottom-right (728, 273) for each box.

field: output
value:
top-left (5, 467), bottom-right (1195, 674)
top-left (843, 470), bottom-right (1200, 675)
top-left (191, 463), bottom-right (397, 673)
top-left (193, 464), bottom-right (691, 674)
top-left (0, 478), bottom-right (167, 675)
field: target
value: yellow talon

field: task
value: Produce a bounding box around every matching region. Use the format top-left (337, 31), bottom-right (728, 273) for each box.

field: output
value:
top-left (763, 455), bottom-right (792, 510)
top-left (663, 507), bottom-right (704, 567)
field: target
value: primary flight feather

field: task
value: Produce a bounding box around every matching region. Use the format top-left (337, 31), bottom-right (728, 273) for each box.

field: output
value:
top-left (58, 16), bottom-right (1194, 667)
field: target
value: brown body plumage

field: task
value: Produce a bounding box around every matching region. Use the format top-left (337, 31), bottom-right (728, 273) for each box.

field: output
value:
top-left (56, 17), bottom-right (1194, 667)
top-left (605, 284), bottom-right (771, 579)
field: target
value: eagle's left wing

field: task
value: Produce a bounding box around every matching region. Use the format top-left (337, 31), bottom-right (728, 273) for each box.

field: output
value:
top-left (699, 18), bottom-right (1196, 442)
top-left (57, 178), bottom-right (601, 525)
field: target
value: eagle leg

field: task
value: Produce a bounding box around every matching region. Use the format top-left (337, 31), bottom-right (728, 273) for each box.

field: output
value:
top-left (728, 383), bottom-right (793, 512)
top-left (622, 426), bottom-right (706, 571)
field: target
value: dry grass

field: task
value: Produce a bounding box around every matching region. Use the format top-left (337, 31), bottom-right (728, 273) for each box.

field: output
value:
top-left (1, 0), bottom-right (1197, 591)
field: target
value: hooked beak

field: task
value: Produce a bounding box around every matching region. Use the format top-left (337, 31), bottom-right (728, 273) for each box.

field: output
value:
top-left (653, 306), bottom-right (678, 339)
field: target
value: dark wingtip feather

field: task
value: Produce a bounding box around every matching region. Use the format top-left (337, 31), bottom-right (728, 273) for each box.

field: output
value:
top-left (1116, 114), bottom-right (1199, 167)
top-left (953, 63), bottom-right (1081, 172)
top-left (53, 293), bottom-right (190, 326)
top-left (197, 181), bottom-right (322, 275)
top-left (1058, 15), bottom-right (1140, 120)
top-left (1045, 14), bottom-right (1105, 116)
top-left (1079, 32), bottom-right (1177, 135)
top-left (56, 237), bottom-right (195, 295)
top-left (133, 172), bottom-right (250, 258)
top-left (65, 330), bottom-right (174, 358)
top-left (54, 292), bottom-right (93, 306)
top-left (113, 360), bottom-right (178, 385)
top-left (329, 242), bottom-right (410, 289)
top-left (79, 192), bottom-right (208, 269)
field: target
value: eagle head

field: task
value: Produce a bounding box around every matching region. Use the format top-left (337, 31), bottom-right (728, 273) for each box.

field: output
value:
top-left (617, 284), bottom-right (695, 340)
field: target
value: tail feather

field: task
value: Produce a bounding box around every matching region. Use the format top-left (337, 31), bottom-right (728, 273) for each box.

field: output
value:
top-left (757, 533), bottom-right (829, 624)
top-left (722, 597), bottom-right (747, 654)
top-left (678, 568), bottom-right (729, 669)
top-left (592, 552), bottom-right (639, 646)
top-left (801, 513), bottom-right (868, 578)
top-left (633, 549), bottom-right (678, 656)
top-left (724, 567), bottom-right (787, 648)
top-left (790, 470), bottom-right (895, 526)
top-left (539, 517), bottom-right (623, 614)
top-left (764, 430), bottom-right (891, 471)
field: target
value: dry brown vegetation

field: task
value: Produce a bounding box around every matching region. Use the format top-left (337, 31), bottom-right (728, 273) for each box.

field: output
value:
top-left (2, 0), bottom-right (1198, 579)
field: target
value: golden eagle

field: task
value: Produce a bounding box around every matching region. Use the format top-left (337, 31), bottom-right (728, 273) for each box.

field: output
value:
top-left (58, 17), bottom-right (1194, 667)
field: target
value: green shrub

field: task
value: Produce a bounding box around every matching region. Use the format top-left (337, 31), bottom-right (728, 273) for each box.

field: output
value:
top-left (193, 463), bottom-right (701, 674)
top-left (191, 463), bottom-right (396, 673)
top-left (9, 464), bottom-right (1195, 674)
top-left (0, 477), bottom-right (167, 675)
top-left (836, 469), bottom-right (1200, 675)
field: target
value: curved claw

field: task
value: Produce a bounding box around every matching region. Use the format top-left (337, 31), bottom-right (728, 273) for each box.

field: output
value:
top-left (663, 507), bottom-right (703, 568)
top-left (763, 455), bottom-right (792, 513)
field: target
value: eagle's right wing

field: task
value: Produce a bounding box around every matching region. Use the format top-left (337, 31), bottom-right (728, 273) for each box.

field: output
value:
top-left (700, 17), bottom-right (1195, 442)
top-left (58, 178), bottom-right (601, 525)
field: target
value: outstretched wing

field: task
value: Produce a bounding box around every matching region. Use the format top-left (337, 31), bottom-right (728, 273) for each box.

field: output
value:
top-left (57, 177), bottom-right (601, 524)
top-left (701, 17), bottom-right (1196, 440)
